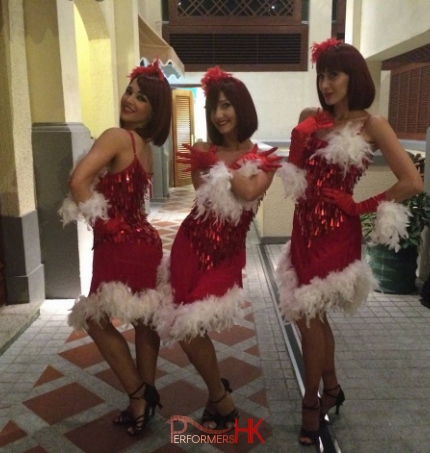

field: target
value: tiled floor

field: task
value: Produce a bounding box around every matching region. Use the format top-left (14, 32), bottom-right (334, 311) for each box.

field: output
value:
top-left (1, 186), bottom-right (430, 453)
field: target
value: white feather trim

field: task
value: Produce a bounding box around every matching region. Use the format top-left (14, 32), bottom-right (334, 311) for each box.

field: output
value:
top-left (236, 159), bottom-right (261, 178)
top-left (155, 285), bottom-right (245, 345)
top-left (315, 122), bottom-right (374, 174)
top-left (194, 161), bottom-right (259, 225)
top-left (368, 201), bottom-right (411, 252)
top-left (277, 162), bottom-right (307, 200)
top-left (58, 190), bottom-right (110, 226)
top-left (276, 241), bottom-right (378, 326)
top-left (78, 192), bottom-right (110, 224)
top-left (58, 195), bottom-right (81, 225)
top-left (67, 282), bottom-right (162, 331)
top-left (156, 253), bottom-right (171, 292)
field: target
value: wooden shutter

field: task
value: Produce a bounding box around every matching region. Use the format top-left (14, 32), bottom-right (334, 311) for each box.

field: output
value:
top-left (172, 89), bottom-right (194, 187)
top-left (388, 63), bottom-right (430, 140)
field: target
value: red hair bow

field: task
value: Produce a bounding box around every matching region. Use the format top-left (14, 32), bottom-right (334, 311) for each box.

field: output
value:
top-left (310, 38), bottom-right (343, 63)
top-left (201, 66), bottom-right (233, 95)
top-left (128, 59), bottom-right (165, 81)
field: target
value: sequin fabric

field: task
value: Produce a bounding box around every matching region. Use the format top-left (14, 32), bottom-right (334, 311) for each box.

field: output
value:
top-left (94, 158), bottom-right (161, 248)
top-left (181, 153), bottom-right (261, 271)
top-left (297, 134), bottom-right (370, 248)
top-left (181, 207), bottom-right (255, 271)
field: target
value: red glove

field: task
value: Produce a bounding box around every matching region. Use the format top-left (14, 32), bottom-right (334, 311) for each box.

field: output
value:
top-left (289, 112), bottom-right (333, 166)
top-left (321, 188), bottom-right (387, 216)
top-left (257, 147), bottom-right (283, 172)
top-left (176, 144), bottom-right (219, 172)
top-left (93, 218), bottom-right (131, 237)
top-left (232, 145), bottom-right (282, 172)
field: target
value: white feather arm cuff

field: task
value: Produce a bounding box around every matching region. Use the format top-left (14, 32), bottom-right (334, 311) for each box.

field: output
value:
top-left (58, 191), bottom-right (110, 226)
top-left (368, 201), bottom-right (411, 252)
top-left (277, 162), bottom-right (307, 200)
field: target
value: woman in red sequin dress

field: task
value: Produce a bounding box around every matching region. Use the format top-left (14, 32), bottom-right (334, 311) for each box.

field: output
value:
top-left (276, 40), bottom-right (423, 446)
top-left (160, 67), bottom-right (281, 429)
top-left (59, 61), bottom-right (171, 436)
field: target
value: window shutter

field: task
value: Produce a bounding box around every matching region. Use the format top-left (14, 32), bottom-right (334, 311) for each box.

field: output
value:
top-left (388, 63), bottom-right (430, 140)
top-left (172, 90), bottom-right (194, 187)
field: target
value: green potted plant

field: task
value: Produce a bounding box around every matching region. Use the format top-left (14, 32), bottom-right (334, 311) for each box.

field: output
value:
top-left (361, 192), bottom-right (430, 294)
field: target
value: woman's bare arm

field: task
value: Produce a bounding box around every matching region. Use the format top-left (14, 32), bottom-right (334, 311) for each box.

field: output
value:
top-left (365, 116), bottom-right (423, 201)
top-left (69, 128), bottom-right (127, 203)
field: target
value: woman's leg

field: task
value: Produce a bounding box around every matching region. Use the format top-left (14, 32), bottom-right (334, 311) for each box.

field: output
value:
top-left (87, 319), bottom-right (147, 433)
top-left (321, 314), bottom-right (339, 389)
top-left (296, 316), bottom-right (327, 444)
top-left (134, 324), bottom-right (160, 386)
top-left (320, 315), bottom-right (342, 414)
top-left (87, 318), bottom-right (142, 393)
top-left (179, 334), bottom-right (235, 419)
top-left (296, 317), bottom-right (326, 406)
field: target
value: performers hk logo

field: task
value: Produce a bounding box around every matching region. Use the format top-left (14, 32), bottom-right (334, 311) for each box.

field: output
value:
top-left (167, 415), bottom-right (265, 444)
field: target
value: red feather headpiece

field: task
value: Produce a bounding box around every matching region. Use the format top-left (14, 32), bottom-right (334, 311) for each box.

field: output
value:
top-left (128, 59), bottom-right (165, 81)
top-left (201, 66), bottom-right (233, 95)
top-left (310, 38), bottom-right (343, 63)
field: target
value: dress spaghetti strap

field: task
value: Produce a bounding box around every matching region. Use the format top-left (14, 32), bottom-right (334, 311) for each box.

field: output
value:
top-left (127, 130), bottom-right (137, 155)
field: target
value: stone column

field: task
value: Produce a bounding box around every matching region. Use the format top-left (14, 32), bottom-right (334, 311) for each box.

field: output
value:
top-left (0, 0), bottom-right (45, 305)
top-left (32, 123), bottom-right (94, 298)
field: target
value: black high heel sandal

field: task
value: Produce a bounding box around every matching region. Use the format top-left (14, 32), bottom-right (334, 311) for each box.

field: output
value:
top-left (299, 401), bottom-right (320, 447)
top-left (320, 385), bottom-right (345, 423)
top-left (127, 383), bottom-right (163, 436)
top-left (202, 378), bottom-right (238, 430)
top-left (113, 383), bottom-right (144, 425)
top-left (112, 409), bottom-right (133, 426)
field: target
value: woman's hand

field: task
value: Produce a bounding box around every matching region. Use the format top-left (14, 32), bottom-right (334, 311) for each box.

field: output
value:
top-left (257, 148), bottom-right (283, 172)
top-left (93, 218), bottom-right (131, 237)
top-left (322, 188), bottom-right (386, 216)
top-left (177, 144), bottom-right (219, 172)
top-left (289, 111), bottom-right (333, 166)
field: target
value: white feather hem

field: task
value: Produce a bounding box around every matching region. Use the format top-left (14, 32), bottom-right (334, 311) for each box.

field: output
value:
top-left (277, 162), bottom-right (307, 200)
top-left (276, 241), bottom-right (378, 325)
top-left (154, 285), bottom-right (245, 345)
top-left (367, 201), bottom-right (411, 252)
top-left (67, 281), bottom-right (162, 331)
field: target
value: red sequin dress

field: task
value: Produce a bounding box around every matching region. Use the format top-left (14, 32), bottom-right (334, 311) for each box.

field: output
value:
top-left (68, 131), bottom-right (163, 331)
top-left (277, 121), bottom-right (378, 322)
top-left (166, 146), bottom-right (264, 341)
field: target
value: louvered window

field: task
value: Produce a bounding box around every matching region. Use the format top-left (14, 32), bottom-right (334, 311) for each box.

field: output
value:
top-left (169, 33), bottom-right (302, 67)
top-left (162, 0), bottom-right (308, 71)
top-left (389, 63), bottom-right (430, 140)
top-left (172, 90), bottom-right (194, 187)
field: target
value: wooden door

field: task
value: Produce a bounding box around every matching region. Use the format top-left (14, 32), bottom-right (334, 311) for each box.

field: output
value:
top-left (172, 89), bottom-right (194, 187)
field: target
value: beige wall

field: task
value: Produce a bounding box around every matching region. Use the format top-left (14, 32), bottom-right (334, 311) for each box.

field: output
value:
top-left (114, 0), bottom-right (140, 103)
top-left (359, 0), bottom-right (430, 60)
top-left (138, 0), bottom-right (162, 35)
top-left (24, 0), bottom-right (65, 123)
top-left (0, 0), bottom-right (35, 217)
